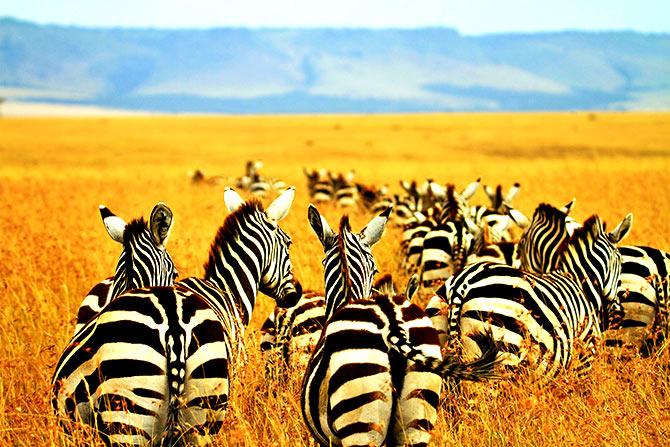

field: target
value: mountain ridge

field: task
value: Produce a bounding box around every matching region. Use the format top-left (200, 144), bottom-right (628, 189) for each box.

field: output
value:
top-left (2, 17), bottom-right (669, 113)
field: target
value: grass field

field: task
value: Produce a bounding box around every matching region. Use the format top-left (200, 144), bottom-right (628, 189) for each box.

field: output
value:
top-left (1, 112), bottom-right (669, 446)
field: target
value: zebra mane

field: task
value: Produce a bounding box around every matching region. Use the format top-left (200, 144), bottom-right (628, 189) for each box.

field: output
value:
top-left (122, 217), bottom-right (149, 243)
top-left (558, 214), bottom-right (602, 254)
top-left (338, 215), bottom-right (355, 302)
top-left (493, 185), bottom-right (503, 209)
top-left (203, 199), bottom-right (265, 278)
top-left (534, 203), bottom-right (569, 222)
top-left (441, 184), bottom-right (461, 222)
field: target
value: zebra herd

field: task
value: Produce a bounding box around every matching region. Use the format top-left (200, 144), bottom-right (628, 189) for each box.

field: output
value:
top-left (49, 172), bottom-right (669, 446)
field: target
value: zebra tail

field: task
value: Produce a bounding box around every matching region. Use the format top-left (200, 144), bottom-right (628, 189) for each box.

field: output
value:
top-left (387, 327), bottom-right (500, 381)
top-left (162, 327), bottom-right (187, 445)
top-left (434, 329), bottom-right (501, 381)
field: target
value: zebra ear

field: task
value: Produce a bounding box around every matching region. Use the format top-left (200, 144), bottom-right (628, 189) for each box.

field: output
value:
top-left (149, 202), bottom-right (174, 247)
top-left (461, 177), bottom-right (481, 201)
top-left (266, 186), bottom-right (295, 223)
top-left (505, 183), bottom-right (521, 203)
top-left (560, 198), bottom-right (576, 215)
top-left (484, 185), bottom-right (495, 202)
top-left (429, 182), bottom-right (445, 198)
top-left (608, 213), bottom-right (633, 244)
top-left (361, 206), bottom-right (392, 246)
top-left (345, 170), bottom-right (355, 182)
top-left (308, 204), bottom-right (335, 247)
top-left (405, 274), bottom-right (420, 301)
top-left (224, 187), bottom-right (246, 212)
top-left (506, 203), bottom-right (530, 229)
top-left (99, 205), bottom-right (126, 244)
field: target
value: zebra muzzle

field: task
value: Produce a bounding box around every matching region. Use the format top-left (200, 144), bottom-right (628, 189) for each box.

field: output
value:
top-left (277, 280), bottom-right (302, 308)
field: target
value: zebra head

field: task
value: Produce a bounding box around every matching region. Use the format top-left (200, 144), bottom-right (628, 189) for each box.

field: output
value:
top-left (223, 186), bottom-right (301, 308)
top-left (100, 202), bottom-right (177, 299)
top-left (510, 200), bottom-right (580, 274)
top-left (559, 214), bottom-right (633, 329)
top-left (309, 204), bottom-right (392, 320)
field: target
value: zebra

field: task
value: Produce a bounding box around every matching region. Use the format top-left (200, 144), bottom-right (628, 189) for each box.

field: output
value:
top-left (260, 274), bottom-right (420, 377)
top-left (419, 185), bottom-right (482, 288)
top-left (304, 168), bottom-right (335, 203)
top-left (468, 182), bottom-right (521, 243)
top-left (508, 201), bottom-right (670, 355)
top-left (331, 170), bottom-right (358, 207)
top-left (428, 212), bottom-right (632, 380)
top-left (355, 182), bottom-right (394, 214)
top-left (74, 203), bottom-right (177, 335)
top-left (190, 169), bottom-right (225, 186)
top-left (456, 199), bottom-right (578, 270)
top-left (401, 209), bottom-right (437, 274)
top-left (301, 205), bottom-right (499, 447)
top-left (235, 159), bottom-right (263, 190)
top-left (51, 187), bottom-right (301, 446)
top-left (401, 179), bottom-right (482, 276)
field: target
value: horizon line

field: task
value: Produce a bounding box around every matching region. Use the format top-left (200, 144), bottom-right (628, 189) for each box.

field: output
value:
top-left (2, 15), bottom-right (669, 37)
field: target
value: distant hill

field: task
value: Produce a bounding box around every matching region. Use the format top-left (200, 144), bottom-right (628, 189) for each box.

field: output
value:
top-left (1, 17), bottom-right (669, 113)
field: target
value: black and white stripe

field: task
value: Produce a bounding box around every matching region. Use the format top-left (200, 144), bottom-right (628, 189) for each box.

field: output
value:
top-left (259, 274), bottom-right (414, 376)
top-left (304, 168), bottom-right (335, 203)
top-left (301, 205), bottom-right (499, 447)
top-left (74, 203), bottom-right (177, 335)
top-left (509, 201), bottom-right (669, 355)
top-left (52, 187), bottom-right (300, 445)
top-left (331, 170), bottom-right (358, 207)
top-left (260, 289), bottom-right (327, 374)
top-left (419, 185), bottom-right (481, 287)
top-left (429, 213), bottom-right (631, 380)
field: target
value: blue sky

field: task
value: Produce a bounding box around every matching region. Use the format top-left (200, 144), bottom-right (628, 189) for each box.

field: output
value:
top-left (1, 0), bottom-right (668, 34)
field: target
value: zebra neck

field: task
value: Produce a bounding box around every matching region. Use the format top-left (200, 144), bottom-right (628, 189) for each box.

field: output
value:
top-left (324, 254), bottom-right (348, 321)
top-left (556, 246), bottom-right (603, 309)
top-left (204, 238), bottom-right (263, 326)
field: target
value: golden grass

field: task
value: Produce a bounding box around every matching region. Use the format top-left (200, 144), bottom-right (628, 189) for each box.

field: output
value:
top-left (0, 112), bottom-right (669, 446)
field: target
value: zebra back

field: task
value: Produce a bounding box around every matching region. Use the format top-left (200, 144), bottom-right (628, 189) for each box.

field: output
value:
top-left (437, 214), bottom-right (631, 379)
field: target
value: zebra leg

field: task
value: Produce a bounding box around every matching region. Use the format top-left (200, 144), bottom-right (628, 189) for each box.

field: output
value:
top-left (178, 331), bottom-right (230, 445)
top-left (391, 364), bottom-right (441, 447)
top-left (93, 374), bottom-right (168, 446)
top-left (329, 365), bottom-right (393, 447)
top-left (574, 326), bottom-right (599, 379)
top-left (425, 294), bottom-right (450, 348)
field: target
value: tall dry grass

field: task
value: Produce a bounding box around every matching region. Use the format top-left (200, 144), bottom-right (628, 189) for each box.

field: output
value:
top-left (0, 113), bottom-right (669, 446)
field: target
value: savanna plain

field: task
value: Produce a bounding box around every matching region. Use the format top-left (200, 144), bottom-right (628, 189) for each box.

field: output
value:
top-left (1, 113), bottom-right (669, 446)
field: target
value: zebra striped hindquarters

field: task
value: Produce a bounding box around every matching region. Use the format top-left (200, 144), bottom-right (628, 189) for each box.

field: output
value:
top-left (52, 187), bottom-right (300, 446)
top-left (260, 290), bottom-right (327, 374)
top-left (74, 203), bottom-right (177, 335)
top-left (302, 294), bottom-right (444, 447)
top-left (304, 168), bottom-right (335, 203)
top-left (259, 274), bottom-right (413, 377)
top-left (433, 214), bottom-right (631, 381)
top-left (614, 245), bottom-right (670, 354)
